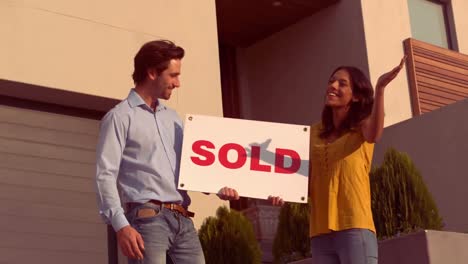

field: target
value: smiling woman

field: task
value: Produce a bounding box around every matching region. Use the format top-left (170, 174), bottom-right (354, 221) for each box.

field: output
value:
top-left (321, 66), bottom-right (374, 142)
top-left (307, 58), bottom-right (405, 264)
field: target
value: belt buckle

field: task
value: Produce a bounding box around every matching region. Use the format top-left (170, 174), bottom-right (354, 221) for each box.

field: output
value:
top-left (169, 203), bottom-right (175, 210)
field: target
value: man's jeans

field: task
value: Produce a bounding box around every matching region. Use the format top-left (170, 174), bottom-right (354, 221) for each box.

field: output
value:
top-left (126, 203), bottom-right (205, 264)
top-left (310, 228), bottom-right (378, 264)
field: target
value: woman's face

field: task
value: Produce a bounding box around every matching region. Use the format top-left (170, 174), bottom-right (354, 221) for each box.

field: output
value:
top-left (325, 69), bottom-right (356, 108)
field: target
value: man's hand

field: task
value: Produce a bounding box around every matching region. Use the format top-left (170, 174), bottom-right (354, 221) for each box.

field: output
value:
top-left (217, 187), bottom-right (240, 200)
top-left (268, 195), bottom-right (285, 206)
top-left (117, 225), bottom-right (145, 260)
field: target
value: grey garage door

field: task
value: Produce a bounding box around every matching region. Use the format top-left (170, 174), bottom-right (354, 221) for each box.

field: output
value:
top-left (0, 104), bottom-right (108, 263)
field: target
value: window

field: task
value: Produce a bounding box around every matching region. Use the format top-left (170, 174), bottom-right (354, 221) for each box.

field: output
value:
top-left (407, 0), bottom-right (457, 50)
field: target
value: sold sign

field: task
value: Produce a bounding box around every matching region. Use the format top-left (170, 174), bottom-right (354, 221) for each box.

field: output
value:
top-left (178, 115), bottom-right (310, 203)
top-left (191, 140), bottom-right (301, 174)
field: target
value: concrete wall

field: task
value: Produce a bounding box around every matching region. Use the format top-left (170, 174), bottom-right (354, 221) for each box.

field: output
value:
top-left (368, 1), bottom-right (468, 234)
top-left (379, 230), bottom-right (468, 264)
top-left (360, 0), bottom-right (413, 126)
top-left (451, 0), bottom-right (468, 53)
top-left (373, 99), bottom-right (468, 233)
top-left (0, 0), bottom-right (223, 116)
top-left (426, 230), bottom-right (468, 263)
top-left (0, 0), bottom-right (227, 229)
top-left (294, 230), bottom-right (468, 264)
top-left (237, 0), bottom-right (369, 126)
top-left (379, 231), bottom-right (430, 264)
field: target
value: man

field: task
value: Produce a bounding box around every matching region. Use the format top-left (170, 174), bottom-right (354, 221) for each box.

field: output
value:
top-left (95, 40), bottom-right (239, 264)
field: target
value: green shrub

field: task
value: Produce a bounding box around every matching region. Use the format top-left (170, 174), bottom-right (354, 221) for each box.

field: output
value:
top-left (199, 206), bottom-right (262, 264)
top-left (370, 148), bottom-right (443, 239)
top-left (272, 202), bottom-right (310, 263)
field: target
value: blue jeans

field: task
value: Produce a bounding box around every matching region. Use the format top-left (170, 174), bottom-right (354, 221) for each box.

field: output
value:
top-left (310, 228), bottom-right (378, 264)
top-left (126, 203), bottom-right (205, 264)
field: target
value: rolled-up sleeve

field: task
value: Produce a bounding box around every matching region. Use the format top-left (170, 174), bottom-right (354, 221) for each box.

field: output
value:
top-left (95, 111), bottom-right (128, 232)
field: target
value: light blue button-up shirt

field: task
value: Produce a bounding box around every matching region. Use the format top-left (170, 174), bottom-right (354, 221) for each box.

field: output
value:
top-left (95, 89), bottom-right (190, 231)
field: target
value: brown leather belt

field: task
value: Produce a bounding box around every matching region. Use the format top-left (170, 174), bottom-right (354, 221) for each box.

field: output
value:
top-left (127, 200), bottom-right (195, 218)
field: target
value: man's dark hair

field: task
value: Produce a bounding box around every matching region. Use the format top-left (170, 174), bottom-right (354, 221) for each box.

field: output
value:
top-left (132, 40), bottom-right (185, 84)
top-left (320, 66), bottom-right (374, 139)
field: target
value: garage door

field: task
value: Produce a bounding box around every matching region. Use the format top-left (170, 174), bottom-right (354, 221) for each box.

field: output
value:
top-left (0, 104), bottom-right (108, 263)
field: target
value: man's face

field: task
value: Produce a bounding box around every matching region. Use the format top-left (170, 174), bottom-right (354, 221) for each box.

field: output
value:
top-left (151, 59), bottom-right (181, 100)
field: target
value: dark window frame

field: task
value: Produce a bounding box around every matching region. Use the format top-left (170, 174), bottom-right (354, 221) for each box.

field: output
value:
top-left (410, 0), bottom-right (458, 51)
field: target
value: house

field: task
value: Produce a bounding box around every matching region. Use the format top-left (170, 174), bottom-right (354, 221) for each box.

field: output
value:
top-left (216, 0), bottom-right (468, 262)
top-left (0, 1), bottom-right (227, 263)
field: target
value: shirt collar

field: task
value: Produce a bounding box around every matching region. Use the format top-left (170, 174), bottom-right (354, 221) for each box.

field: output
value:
top-left (127, 89), bottom-right (145, 108)
top-left (127, 89), bottom-right (167, 111)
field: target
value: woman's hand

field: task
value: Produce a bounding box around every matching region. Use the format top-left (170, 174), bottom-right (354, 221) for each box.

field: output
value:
top-left (362, 55), bottom-right (407, 143)
top-left (376, 55), bottom-right (407, 90)
top-left (268, 195), bottom-right (285, 206)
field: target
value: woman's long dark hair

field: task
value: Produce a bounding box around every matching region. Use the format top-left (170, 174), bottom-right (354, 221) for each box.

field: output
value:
top-left (320, 66), bottom-right (374, 139)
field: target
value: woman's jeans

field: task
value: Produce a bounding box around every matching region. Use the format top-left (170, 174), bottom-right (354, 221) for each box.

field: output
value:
top-left (310, 228), bottom-right (378, 264)
top-left (126, 203), bottom-right (205, 264)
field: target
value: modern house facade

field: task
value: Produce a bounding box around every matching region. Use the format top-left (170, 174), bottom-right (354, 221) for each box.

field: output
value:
top-left (220, 0), bottom-right (468, 262)
top-left (1, 1), bottom-right (227, 263)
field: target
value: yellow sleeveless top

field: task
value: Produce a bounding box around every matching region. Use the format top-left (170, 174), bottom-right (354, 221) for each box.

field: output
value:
top-left (309, 123), bottom-right (376, 237)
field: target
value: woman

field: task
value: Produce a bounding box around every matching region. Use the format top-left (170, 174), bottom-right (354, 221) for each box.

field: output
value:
top-left (308, 57), bottom-right (406, 264)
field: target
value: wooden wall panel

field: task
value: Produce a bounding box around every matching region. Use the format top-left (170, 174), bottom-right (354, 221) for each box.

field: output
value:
top-left (0, 152), bottom-right (94, 178)
top-left (0, 122), bottom-right (97, 150)
top-left (0, 248), bottom-right (107, 264)
top-left (404, 38), bottom-right (468, 115)
top-left (0, 105), bottom-right (99, 135)
top-left (0, 105), bottom-right (107, 264)
top-left (0, 199), bottom-right (100, 223)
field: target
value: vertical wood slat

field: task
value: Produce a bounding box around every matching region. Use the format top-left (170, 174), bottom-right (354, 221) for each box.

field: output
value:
top-left (403, 38), bottom-right (468, 115)
top-left (404, 38), bottom-right (421, 115)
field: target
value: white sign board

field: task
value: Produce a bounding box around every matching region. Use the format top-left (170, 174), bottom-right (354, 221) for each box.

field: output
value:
top-left (178, 114), bottom-right (310, 203)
